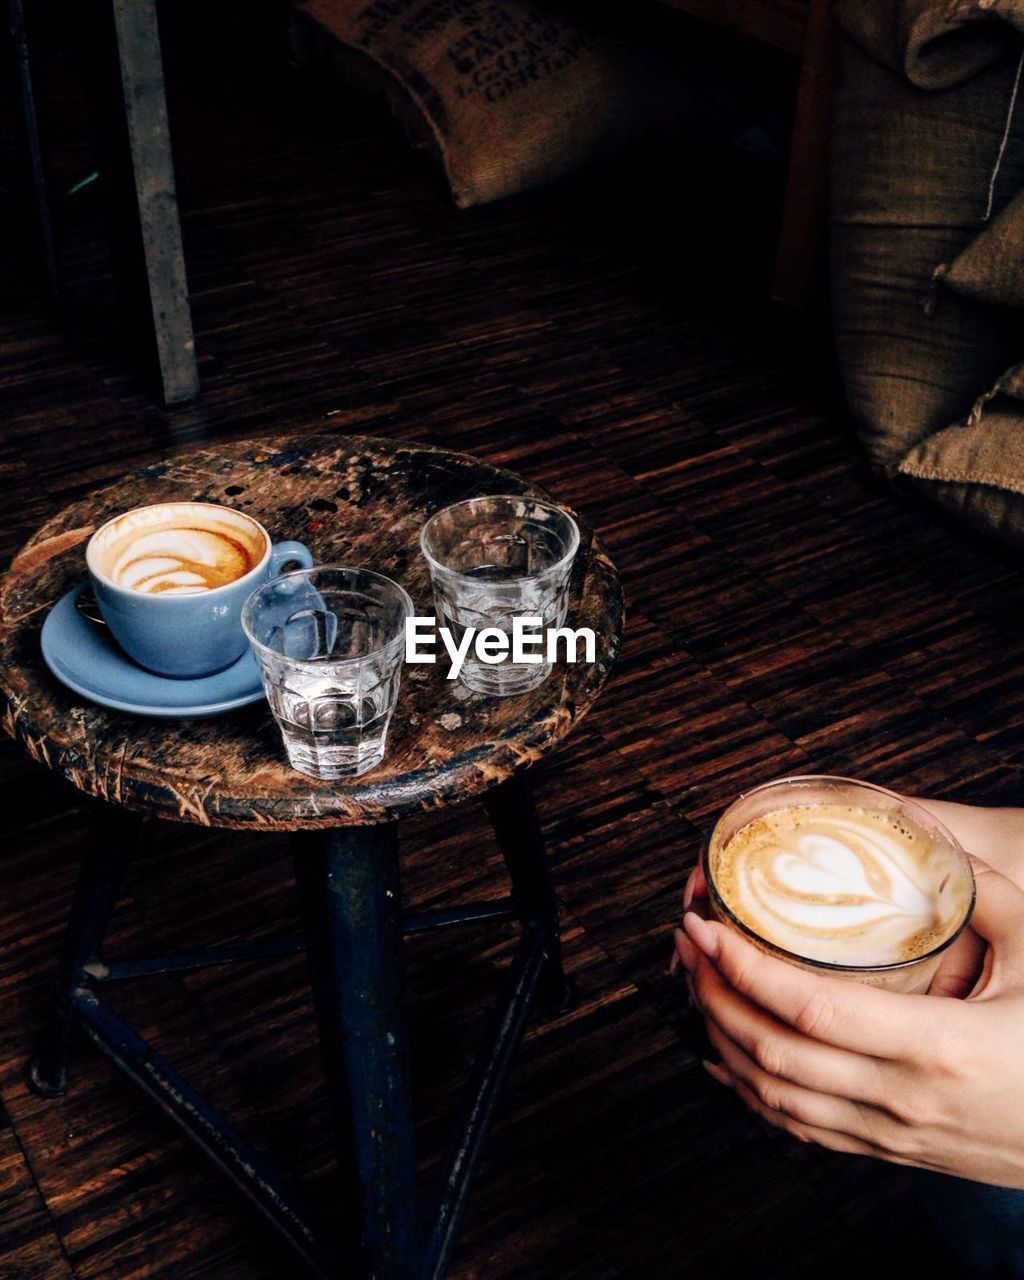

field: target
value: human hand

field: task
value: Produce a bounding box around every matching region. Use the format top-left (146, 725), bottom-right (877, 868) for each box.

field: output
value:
top-left (675, 858), bottom-right (1024, 1188)
top-left (910, 800), bottom-right (1022, 997)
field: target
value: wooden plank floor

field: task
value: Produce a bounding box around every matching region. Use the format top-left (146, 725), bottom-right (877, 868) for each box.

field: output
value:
top-left (2, 16), bottom-right (1022, 1278)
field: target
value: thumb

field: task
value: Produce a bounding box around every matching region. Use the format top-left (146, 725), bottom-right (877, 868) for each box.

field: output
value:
top-left (965, 856), bottom-right (1024, 990)
top-left (967, 857), bottom-right (1024, 943)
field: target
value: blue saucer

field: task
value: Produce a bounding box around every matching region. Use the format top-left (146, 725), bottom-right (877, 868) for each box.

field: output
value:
top-left (41, 583), bottom-right (266, 718)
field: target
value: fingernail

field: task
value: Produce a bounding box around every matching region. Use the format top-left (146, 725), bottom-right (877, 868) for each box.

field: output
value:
top-left (703, 1059), bottom-right (732, 1088)
top-left (673, 927), bottom-right (697, 972)
top-left (684, 912), bottom-right (719, 958)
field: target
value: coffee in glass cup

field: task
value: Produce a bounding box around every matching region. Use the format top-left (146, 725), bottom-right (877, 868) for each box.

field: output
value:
top-left (701, 776), bottom-right (975, 993)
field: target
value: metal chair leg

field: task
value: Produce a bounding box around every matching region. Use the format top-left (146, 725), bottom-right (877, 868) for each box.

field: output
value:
top-left (484, 775), bottom-right (575, 1013)
top-left (78, 0), bottom-right (199, 405)
top-left (292, 824), bottom-right (419, 1279)
top-left (27, 805), bottom-right (142, 1097)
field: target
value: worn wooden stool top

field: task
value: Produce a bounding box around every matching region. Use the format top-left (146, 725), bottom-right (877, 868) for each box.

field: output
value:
top-left (0, 435), bottom-right (623, 829)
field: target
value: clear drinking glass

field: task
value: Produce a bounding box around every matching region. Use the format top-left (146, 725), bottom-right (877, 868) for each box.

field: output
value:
top-left (701, 776), bottom-right (976, 994)
top-left (420, 495), bottom-right (580, 696)
top-left (242, 567), bottom-right (412, 779)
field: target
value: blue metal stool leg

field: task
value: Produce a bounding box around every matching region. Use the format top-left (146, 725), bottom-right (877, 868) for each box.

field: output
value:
top-left (292, 824), bottom-right (419, 1280)
top-left (484, 776), bottom-right (575, 1013)
top-left (27, 804), bottom-right (142, 1098)
top-left (28, 800), bottom-right (555, 1277)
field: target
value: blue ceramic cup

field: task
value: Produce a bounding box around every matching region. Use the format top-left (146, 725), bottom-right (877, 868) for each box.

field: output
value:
top-left (86, 501), bottom-right (313, 678)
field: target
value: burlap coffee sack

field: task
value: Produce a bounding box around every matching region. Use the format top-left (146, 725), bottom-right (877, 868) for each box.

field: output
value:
top-left (938, 190), bottom-right (1024, 306)
top-left (292, 0), bottom-right (688, 207)
top-left (834, 0), bottom-right (1011, 87)
top-left (828, 0), bottom-right (1024, 546)
top-left (829, 30), bottom-right (1024, 471)
top-left (898, 378), bottom-right (1024, 547)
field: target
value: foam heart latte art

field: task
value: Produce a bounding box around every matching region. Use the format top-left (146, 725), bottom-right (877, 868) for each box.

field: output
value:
top-left (710, 804), bottom-right (972, 966)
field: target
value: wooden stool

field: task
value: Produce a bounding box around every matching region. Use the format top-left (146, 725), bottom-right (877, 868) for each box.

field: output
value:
top-left (0, 434), bottom-right (623, 1279)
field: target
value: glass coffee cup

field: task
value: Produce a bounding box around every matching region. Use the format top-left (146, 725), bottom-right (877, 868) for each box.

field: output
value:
top-left (699, 775), bottom-right (976, 994)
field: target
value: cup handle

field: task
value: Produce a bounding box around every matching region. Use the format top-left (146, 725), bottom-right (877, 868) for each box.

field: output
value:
top-left (269, 540), bottom-right (314, 576)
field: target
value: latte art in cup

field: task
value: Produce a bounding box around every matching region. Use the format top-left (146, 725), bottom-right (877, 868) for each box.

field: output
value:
top-left (84, 500), bottom-right (313, 679)
top-left (91, 504), bottom-right (266, 595)
top-left (701, 777), bottom-right (975, 992)
top-left (712, 804), bottom-right (972, 967)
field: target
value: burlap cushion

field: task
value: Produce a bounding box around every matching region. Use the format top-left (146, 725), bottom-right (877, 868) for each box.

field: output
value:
top-left (292, 0), bottom-right (688, 208)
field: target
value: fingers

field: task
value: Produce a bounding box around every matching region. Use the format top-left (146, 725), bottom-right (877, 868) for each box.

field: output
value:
top-left (670, 926), bottom-right (695, 976)
top-left (689, 943), bottom-right (890, 1106)
top-left (966, 860), bottom-right (1024, 975)
top-left (705, 1063), bottom-right (908, 1164)
top-left (683, 861), bottom-right (708, 911)
top-left (929, 928), bottom-right (986, 999)
top-left (672, 860), bottom-right (708, 972)
top-left (703, 1017), bottom-right (895, 1144)
top-left (683, 913), bottom-right (949, 1061)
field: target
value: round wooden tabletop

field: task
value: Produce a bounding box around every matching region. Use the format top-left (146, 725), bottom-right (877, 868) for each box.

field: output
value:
top-left (0, 435), bottom-right (623, 829)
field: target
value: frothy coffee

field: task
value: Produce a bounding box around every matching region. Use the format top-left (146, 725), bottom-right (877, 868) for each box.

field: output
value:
top-left (710, 803), bottom-right (972, 967)
top-left (90, 504), bottom-right (266, 595)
